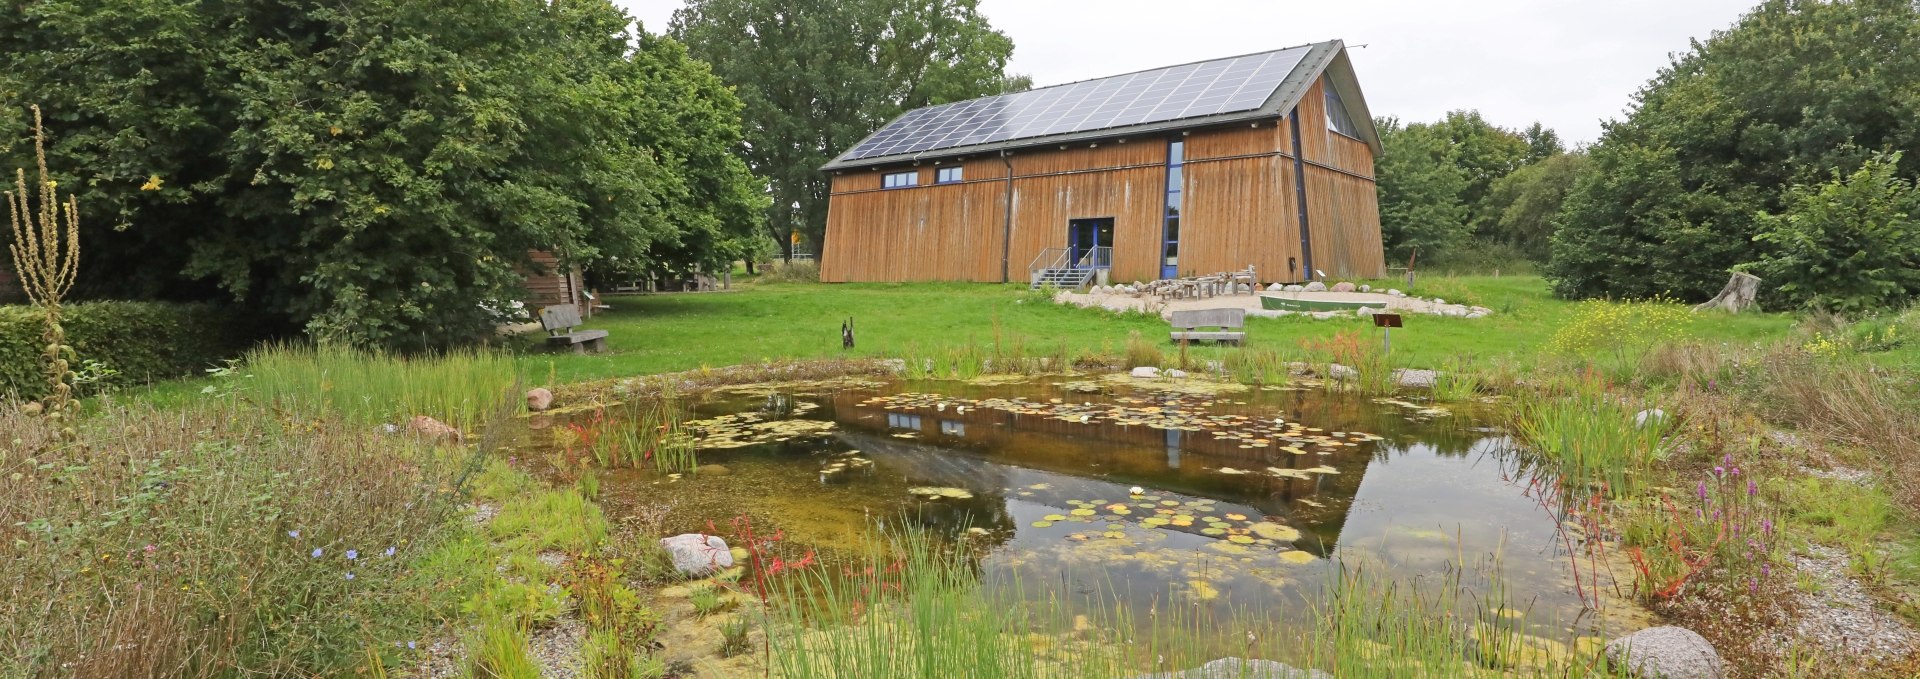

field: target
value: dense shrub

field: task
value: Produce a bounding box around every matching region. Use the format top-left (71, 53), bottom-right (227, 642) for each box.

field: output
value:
top-left (0, 301), bottom-right (253, 400)
top-left (1748, 153), bottom-right (1920, 314)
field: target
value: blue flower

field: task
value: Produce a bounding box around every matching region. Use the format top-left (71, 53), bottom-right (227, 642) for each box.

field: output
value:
top-left (345, 572), bottom-right (355, 581)
top-left (407, 641), bottom-right (417, 650)
top-left (346, 549), bottom-right (358, 561)
top-left (288, 530), bottom-right (300, 539)
top-left (311, 548), bottom-right (324, 558)
top-left (384, 546), bottom-right (396, 558)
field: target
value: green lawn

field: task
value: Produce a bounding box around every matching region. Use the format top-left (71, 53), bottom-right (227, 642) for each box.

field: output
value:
top-left (531, 275), bottom-right (1801, 384)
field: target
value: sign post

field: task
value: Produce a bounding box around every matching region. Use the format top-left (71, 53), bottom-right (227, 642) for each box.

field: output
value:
top-left (1371, 313), bottom-right (1403, 356)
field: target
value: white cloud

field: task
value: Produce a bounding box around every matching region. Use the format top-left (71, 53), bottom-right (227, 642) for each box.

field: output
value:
top-left (616, 0), bottom-right (1758, 144)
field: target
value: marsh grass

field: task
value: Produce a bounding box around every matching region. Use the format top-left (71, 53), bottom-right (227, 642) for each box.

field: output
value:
top-left (235, 343), bottom-right (523, 430)
top-left (1512, 377), bottom-right (1666, 498)
top-left (762, 531), bottom-right (1627, 678)
top-left (1431, 355), bottom-right (1486, 401)
top-left (1220, 346), bottom-right (1294, 386)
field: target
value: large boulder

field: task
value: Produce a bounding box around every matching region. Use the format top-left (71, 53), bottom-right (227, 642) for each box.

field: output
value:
top-left (406, 415), bottom-right (463, 444)
top-left (659, 534), bottom-right (735, 577)
top-left (1302, 281), bottom-right (1327, 292)
top-left (1395, 368), bottom-right (1439, 389)
top-left (1331, 281), bottom-right (1357, 293)
top-left (1603, 626), bottom-right (1724, 679)
top-left (1129, 657), bottom-right (1330, 679)
top-left (525, 387), bottom-right (554, 412)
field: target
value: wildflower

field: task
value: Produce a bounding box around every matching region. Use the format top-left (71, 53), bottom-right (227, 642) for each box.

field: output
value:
top-left (1713, 466), bottom-right (1725, 477)
top-left (311, 548), bottom-right (324, 558)
top-left (288, 530), bottom-right (300, 539)
top-left (1731, 467), bottom-right (1740, 476)
top-left (143, 544), bottom-right (156, 554)
top-left (1749, 578), bottom-right (1758, 593)
top-left (1748, 479), bottom-right (1758, 496)
top-left (385, 546), bottom-right (396, 558)
top-left (1696, 481), bottom-right (1707, 499)
top-left (346, 549), bottom-right (358, 561)
top-left (1762, 518), bottom-right (1774, 536)
top-left (408, 641), bottom-right (417, 650)
top-left (345, 572), bottom-right (355, 581)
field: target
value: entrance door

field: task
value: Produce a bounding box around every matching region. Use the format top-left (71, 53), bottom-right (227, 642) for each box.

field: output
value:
top-left (1067, 218), bottom-right (1114, 269)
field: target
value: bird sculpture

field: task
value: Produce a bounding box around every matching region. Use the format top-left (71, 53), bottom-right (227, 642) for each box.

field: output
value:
top-left (841, 317), bottom-right (855, 350)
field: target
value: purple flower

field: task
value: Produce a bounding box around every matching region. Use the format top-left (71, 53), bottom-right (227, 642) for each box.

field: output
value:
top-left (1748, 479), bottom-right (1758, 496)
top-left (1714, 466), bottom-right (1725, 477)
top-left (1749, 578), bottom-right (1758, 593)
top-left (1731, 467), bottom-right (1740, 476)
top-left (311, 548), bottom-right (324, 558)
top-left (1763, 564), bottom-right (1771, 576)
top-left (288, 530), bottom-right (300, 539)
top-left (407, 641), bottom-right (417, 650)
top-left (1763, 518), bottom-right (1774, 536)
top-left (346, 550), bottom-right (358, 561)
top-left (385, 546), bottom-right (396, 558)
top-left (1697, 481), bottom-right (1708, 499)
top-left (345, 572), bottom-right (355, 581)
top-left (1723, 453), bottom-right (1733, 465)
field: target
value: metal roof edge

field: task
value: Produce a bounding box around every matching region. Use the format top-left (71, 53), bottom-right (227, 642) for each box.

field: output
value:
top-left (818, 109), bottom-right (1289, 172)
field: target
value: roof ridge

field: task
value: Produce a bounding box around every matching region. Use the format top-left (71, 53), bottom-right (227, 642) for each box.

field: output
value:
top-left (1020, 40), bottom-right (1330, 95)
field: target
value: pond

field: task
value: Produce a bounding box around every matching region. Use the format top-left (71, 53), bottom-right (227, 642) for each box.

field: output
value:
top-left (538, 373), bottom-right (1645, 649)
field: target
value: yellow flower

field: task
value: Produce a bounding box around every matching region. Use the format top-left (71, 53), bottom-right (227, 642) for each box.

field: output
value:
top-left (140, 174), bottom-right (164, 191)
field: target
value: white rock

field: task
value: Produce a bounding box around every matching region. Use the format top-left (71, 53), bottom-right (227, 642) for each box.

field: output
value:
top-left (659, 534), bottom-right (734, 577)
top-left (1359, 284), bottom-right (1372, 293)
top-left (1127, 657), bottom-right (1332, 679)
top-left (1356, 307), bottom-right (1377, 318)
top-left (1284, 284), bottom-right (1304, 292)
top-left (1433, 298), bottom-right (1446, 305)
top-left (1395, 369), bottom-right (1439, 389)
top-left (1635, 409), bottom-right (1667, 429)
top-left (1327, 364), bottom-right (1359, 380)
top-left (1603, 626), bottom-right (1724, 679)
top-left (1130, 366), bottom-right (1162, 378)
top-left (1303, 281), bottom-right (1327, 292)
top-left (1466, 311), bottom-right (1486, 319)
top-left (1267, 283), bottom-right (1285, 292)
top-left (1387, 289), bottom-right (1403, 297)
top-left (1165, 369), bottom-right (1189, 378)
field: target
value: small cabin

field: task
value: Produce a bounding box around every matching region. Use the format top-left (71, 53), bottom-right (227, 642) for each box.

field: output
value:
top-left (522, 249), bottom-right (586, 313)
top-left (819, 40), bottom-right (1385, 285)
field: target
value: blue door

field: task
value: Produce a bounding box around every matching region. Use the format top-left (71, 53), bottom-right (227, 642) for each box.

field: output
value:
top-left (1067, 218), bottom-right (1113, 269)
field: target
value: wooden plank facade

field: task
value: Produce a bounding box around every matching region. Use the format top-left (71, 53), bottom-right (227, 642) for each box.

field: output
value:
top-left (822, 54), bottom-right (1386, 285)
top-left (521, 249), bottom-right (586, 313)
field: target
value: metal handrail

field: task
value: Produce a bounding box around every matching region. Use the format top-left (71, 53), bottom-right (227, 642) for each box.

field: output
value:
top-left (1027, 247), bottom-right (1070, 274)
top-left (1075, 246), bottom-right (1112, 269)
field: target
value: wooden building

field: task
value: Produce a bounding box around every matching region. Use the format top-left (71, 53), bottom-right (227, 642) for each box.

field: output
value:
top-left (820, 40), bottom-right (1385, 285)
top-left (521, 249), bottom-right (586, 313)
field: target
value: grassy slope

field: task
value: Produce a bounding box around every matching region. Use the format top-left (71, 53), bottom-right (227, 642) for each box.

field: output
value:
top-left (533, 275), bottom-right (1799, 383)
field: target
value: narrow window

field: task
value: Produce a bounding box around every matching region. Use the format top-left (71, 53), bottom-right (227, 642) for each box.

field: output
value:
top-left (936, 166), bottom-right (964, 184)
top-left (1161, 139), bottom-right (1185, 277)
top-left (1325, 88), bottom-right (1360, 138)
top-left (883, 171), bottom-right (919, 189)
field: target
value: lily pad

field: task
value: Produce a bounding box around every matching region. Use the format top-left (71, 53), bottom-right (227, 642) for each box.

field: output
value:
top-left (1278, 550), bottom-right (1316, 564)
top-left (1249, 522), bottom-right (1302, 541)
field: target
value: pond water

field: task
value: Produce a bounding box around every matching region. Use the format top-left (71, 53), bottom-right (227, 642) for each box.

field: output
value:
top-left (542, 373), bottom-right (1643, 645)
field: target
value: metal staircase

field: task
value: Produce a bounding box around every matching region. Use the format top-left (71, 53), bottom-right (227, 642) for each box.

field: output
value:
top-left (1026, 247), bottom-right (1107, 290)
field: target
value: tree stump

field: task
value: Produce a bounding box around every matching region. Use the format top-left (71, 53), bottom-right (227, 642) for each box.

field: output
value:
top-left (1693, 271), bottom-right (1762, 313)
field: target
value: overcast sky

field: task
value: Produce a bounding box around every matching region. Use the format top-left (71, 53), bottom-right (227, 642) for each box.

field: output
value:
top-left (616, 0), bottom-right (1761, 145)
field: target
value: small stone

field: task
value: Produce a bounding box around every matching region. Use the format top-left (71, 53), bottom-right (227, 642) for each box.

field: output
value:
top-left (1331, 282), bottom-right (1357, 293)
top-left (1356, 307), bottom-right (1376, 318)
top-left (1466, 311), bottom-right (1486, 319)
top-left (1359, 284), bottom-right (1372, 293)
top-left (406, 415), bottom-right (462, 444)
top-left (1284, 284), bottom-right (1304, 292)
top-left (1267, 283), bottom-right (1284, 292)
top-left (1433, 298), bottom-right (1446, 305)
top-left (1130, 366), bottom-right (1162, 378)
top-left (1165, 369), bottom-right (1189, 378)
top-left (1395, 369), bottom-right (1439, 389)
top-left (1235, 283), bottom-right (1251, 293)
top-left (1302, 281), bottom-right (1327, 292)
top-left (1635, 409), bottom-right (1667, 429)
top-left (525, 387), bottom-right (554, 412)
top-left (1327, 364), bottom-right (1359, 380)
top-left (1603, 626), bottom-right (1724, 679)
top-left (1128, 657), bottom-right (1331, 679)
top-left (1387, 289), bottom-right (1403, 297)
top-left (659, 534), bottom-right (734, 577)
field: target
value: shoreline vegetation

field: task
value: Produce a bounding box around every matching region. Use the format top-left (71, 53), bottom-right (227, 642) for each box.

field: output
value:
top-left (5, 275), bottom-right (1918, 677)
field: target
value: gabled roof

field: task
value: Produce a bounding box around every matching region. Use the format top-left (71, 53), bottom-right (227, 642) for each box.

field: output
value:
top-left (823, 40), bottom-right (1380, 171)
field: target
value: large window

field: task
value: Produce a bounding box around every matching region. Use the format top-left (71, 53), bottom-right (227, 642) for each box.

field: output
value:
top-left (935, 166), bottom-right (964, 184)
top-left (1161, 140), bottom-right (1184, 278)
top-left (1325, 88), bottom-right (1361, 138)
top-left (883, 171), bottom-right (919, 189)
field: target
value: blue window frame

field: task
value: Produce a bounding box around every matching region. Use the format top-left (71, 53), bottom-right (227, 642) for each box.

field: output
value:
top-left (1161, 140), bottom-right (1184, 279)
top-left (883, 171), bottom-right (919, 189)
top-left (935, 166), bottom-right (964, 184)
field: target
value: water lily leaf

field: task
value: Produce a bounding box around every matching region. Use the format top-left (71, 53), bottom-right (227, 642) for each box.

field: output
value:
top-left (1031, 521), bottom-right (1054, 528)
top-left (1249, 522), bottom-right (1301, 541)
top-left (1278, 550), bottom-right (1316, 564)
top-left (1043, 514), bottom-right (1067, 522)
top-left (1070, 509), bottom-right (1096, 516)
top-left (1224, 513), bottom-right (1247, 521)
top-left (1200, 527), bottom-right (1226, 536)
top-left (1227, 535), bottom-right (1255, 544)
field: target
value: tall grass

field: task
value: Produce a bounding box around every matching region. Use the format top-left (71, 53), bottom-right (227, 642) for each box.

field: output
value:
top-left (1220, 345), bottom-right (1293, 386)
top-left (1512, 378), bottom-right (1667, 498)
top-left (761, 531), bottom-right (1627, 678)
top-left (0, 397), bottom-right (485, 676)
top-left (235, 343), bottom-right (523, 430)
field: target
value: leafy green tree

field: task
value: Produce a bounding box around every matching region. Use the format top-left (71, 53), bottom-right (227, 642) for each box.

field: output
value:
top-left (1521, 122), bottom-right (1565, 164)
top-left (1482, 152), bottom-right (1589, 262)
top-left (1431, 111), bottom-right (1532, 231)
top-left (1549, 0), bottom-right (1920, 302)
top-left (670, 0), bottom-right (1024, 258)
top-left (1, 0), bottom-right (763, 348)
top-left (1374, 117), bottom-right (1472, 262)
top-left (1749, 152), bottom-right (1920, 314)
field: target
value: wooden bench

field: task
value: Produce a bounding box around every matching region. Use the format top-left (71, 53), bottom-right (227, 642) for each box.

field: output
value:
top-left (1169, 308), bottom-right (1247, 345)
top-left (539, 305), bottom-right (609, 354)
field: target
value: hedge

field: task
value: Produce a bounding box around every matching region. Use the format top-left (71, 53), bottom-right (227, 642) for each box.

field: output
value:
top-left (1, 301), bottom-right (256, 400)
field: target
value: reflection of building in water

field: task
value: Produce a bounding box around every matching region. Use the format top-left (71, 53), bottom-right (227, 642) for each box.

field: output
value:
top-left (828, 390), bottom-right (1391, 555)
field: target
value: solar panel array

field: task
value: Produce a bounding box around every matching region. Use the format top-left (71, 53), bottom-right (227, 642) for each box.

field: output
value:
top-left (840, 45), bottom-right (1313, 162)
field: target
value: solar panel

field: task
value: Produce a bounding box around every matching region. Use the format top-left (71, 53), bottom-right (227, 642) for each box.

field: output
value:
top-left (839, 45), bottom-right (1313, 162)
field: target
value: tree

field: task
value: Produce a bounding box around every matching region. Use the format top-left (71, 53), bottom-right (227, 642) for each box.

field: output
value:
top-left (1521, 122), bottom-right (1565, 165)
top-left (1, 0), bottom-right (764, 348)
top-left (1482, 152), bottom-right (1589, 262)
top-left (670, 0), bottom-right (1022, 258)
top-left (1748, 152), bottom-right (1920, 314)
top-left (1548, 0), bottom-right (1920, 302)
top-left (1374, 117), bottom-right (1472, 262)
top-left (1429, 111), bottom-right (1532, 236)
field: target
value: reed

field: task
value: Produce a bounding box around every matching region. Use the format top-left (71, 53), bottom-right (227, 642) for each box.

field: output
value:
top-left (236, 342), bottom-right (522, 430)
top-left (1512, 377), bottom-right (1666, 498)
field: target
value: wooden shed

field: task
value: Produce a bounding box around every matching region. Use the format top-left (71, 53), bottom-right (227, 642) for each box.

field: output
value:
top-left (820, 40), bottom-right (1385, 286)
top-left (522, 249), bottom-right (586, 313)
